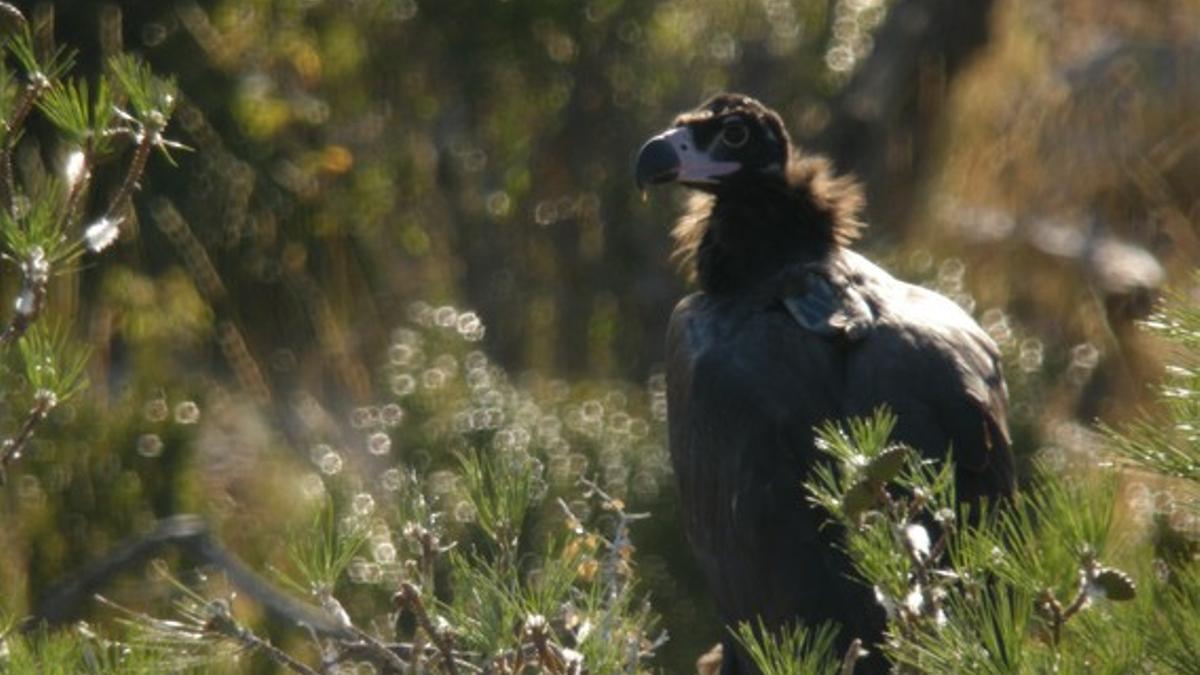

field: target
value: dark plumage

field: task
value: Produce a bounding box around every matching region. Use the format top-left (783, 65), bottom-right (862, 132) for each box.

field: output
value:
top-left (635, 94), bottom-right (1015, 674)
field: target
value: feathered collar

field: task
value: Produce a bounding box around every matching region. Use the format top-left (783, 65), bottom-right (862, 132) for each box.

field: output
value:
top-left (670, 154), bottom-right (866, 294)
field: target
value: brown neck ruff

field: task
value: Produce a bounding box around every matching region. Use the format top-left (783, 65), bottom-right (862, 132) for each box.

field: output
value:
top-left (670, 154), bottom-right (866, 295)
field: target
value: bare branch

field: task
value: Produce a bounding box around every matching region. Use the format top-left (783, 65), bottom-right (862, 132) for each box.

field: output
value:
top-left (203, 600), bottom-right (322, 675)
top-left (0, 78), bottom-right (49, 217)
top-left (26, 515), bottom-right (353, 639)
top-left (0, 238), bottom-right (50, 349)
top-left (395, 582), bottom-right (461, 675)
top-left (103, 112), bottom-right (158, 222)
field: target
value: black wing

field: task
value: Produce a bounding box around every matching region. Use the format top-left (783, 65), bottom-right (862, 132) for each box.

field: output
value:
top-left (665, 250), bottom-right (1013, 672)
top-left (835, 250), bottom-right (1015, 504)
top-left (665, 289), bottom-right (885, 661)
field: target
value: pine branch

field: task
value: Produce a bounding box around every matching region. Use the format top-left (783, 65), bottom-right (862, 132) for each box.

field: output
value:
top-left (103, 111), bottom-right (156, 219)
top-left (0, 388), bottom-right (55, 484)
top-left (27, 515), bottom-right (354, 638)
top-left (395, 582), bottom-right (461, 675)
top-left (0, 247), bottom-right (49, 348)
top-left (0, 78), bottom-right (46, 216)
top-left (202, 600), bottom-right (321, 675)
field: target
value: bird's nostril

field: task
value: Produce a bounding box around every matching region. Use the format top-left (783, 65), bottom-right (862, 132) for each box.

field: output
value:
top-left (681, 144), bottom-right (689, 150)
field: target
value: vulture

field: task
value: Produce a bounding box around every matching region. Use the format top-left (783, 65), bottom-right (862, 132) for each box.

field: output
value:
top-left (634, 94), bottom-right (1015, 674)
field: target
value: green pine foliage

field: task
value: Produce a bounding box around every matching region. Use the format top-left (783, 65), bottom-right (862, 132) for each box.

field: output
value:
top-left (53, 308), bottom-right (668, 673)
top-left (799, 415), bottom-right (1146, 672)
top-left (732, 619), bottom-right (842, 675)
top-left (17, 323), bottom-right (89, 405)
top-left (106, 54), bottom-right (177, 121)
top-left (0, 7), bottom-right (178, 490)
top-left (0, 623), bottom-right (192, 675)
top-left (0, 4), bottom-right (199, 672)
top-left (1106, 280), bottom-right (1200, 482)
top-left (277, 497), bottom-right (369, 595)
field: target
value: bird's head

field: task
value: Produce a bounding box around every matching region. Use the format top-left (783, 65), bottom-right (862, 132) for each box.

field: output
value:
top-left (635, 93), bottom-right (791, 193)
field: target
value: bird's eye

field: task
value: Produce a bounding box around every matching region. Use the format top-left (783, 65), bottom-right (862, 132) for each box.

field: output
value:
top-left (721, 123), bottom-right (749, 148)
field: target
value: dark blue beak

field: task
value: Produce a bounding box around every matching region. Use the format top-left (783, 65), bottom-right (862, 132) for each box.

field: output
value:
top-left (634, 137), bottom-right (681, 190)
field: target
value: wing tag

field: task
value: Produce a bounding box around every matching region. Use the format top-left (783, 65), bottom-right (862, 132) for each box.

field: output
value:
top-left (782, 269), bottom-right (874, 340)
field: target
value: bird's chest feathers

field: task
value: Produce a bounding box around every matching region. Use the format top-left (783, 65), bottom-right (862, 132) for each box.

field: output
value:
top-left (674, 295), bottom-right (850, 446)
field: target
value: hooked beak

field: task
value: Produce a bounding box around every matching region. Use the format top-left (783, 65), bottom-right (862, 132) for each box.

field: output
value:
top-left (634, 126), bottom-right (740, 191)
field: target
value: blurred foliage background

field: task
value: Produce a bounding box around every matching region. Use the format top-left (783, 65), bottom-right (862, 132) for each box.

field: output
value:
top-left (2, 0), bottom-right (1197, 671)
